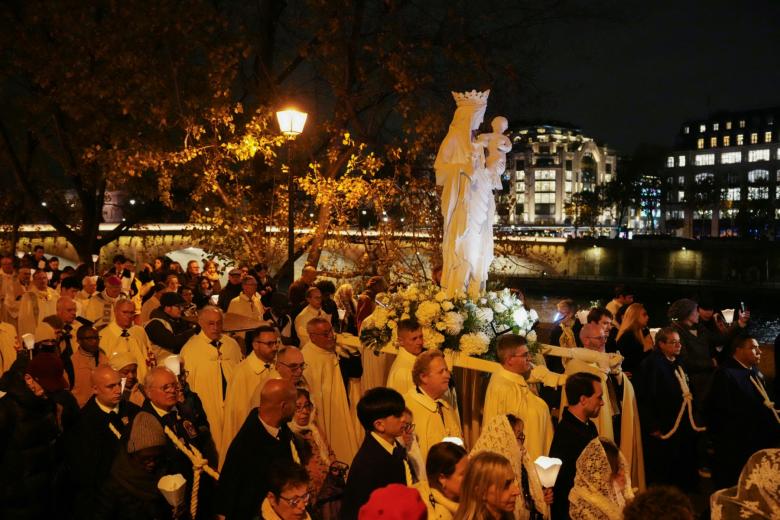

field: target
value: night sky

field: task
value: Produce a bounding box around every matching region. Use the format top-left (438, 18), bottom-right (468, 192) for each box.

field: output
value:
top-left (521, 0), bottom-right (780, 154)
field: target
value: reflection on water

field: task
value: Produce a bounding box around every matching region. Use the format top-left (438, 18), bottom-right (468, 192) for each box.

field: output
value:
top-left (521, 290), bottom-right (780, 344)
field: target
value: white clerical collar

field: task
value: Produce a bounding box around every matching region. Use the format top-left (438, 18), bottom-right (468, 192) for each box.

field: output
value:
top-left (396, 346), bottom-right (418, 364)
top-left (498, 366), bottom-right (529, 386)
top-left (96, 399), bottom-right (119, 414)
top-left (260, 416), bottom-right (281, 438)
top-left (371, 431), bottom-right (397, 455)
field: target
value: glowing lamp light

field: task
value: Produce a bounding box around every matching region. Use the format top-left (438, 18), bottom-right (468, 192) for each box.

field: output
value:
top-left (534, 456), bottom-right (562, 488)
top-left (576, 309), bottom-right (589, 325)
top-left (16, 251), bottom-right (25, 259)
top-left (163, 355), bottom-right (182, 376)
top-left (91, 254), bottom-right (99, 263)
top-left (276, 109), bottom-right (308, 137)
top-left (648, 328), bottom-right (661, 342)
top-left (442, 436), bottom-right (465, 447)
top-left (21, 333), bottom-right (35, 350)
top-left (721, 309), bottom-right (735, 324)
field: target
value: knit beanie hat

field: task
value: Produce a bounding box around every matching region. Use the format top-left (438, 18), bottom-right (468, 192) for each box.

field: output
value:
top-left (358, 484), bottom-right (427, 520)
top-left (128, 412), bottom-right (167, 453)
top-left (668, 299), bottom-right (698, 321)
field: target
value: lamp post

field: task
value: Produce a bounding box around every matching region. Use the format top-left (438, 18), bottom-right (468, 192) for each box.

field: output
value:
top-left (276, 108), bottom-right (307, 288)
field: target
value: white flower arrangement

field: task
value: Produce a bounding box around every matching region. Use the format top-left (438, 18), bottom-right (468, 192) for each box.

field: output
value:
top-left (360, 283), bottom-right (539, 359)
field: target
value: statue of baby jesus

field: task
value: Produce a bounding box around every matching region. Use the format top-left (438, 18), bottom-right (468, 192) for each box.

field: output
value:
top-left (477, 116), bottom-right (512, 189)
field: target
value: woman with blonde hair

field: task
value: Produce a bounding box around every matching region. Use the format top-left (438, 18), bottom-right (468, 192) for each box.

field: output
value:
top-left (472, 414), bottom-right (550, 519)
top-left (615, 303), bottom-right (653, 376)
top-left (334, 283), bottom-right (358, 334)
top-left (454, 451), bottom-right (521, 520)
top-left (569, 437), bottom-right (634, 520)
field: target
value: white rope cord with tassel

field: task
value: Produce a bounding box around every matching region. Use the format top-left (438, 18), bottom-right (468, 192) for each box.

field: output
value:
top-left (659, 366), bottom-right (706, 440)
top-left (750, 375), bottom-right (780, 424)
top-left (164, 426), bottom-right (220, 519)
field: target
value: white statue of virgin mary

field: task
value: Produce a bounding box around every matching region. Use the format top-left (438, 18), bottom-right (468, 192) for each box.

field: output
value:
top-left (434, 89), bottom-right (498, 298)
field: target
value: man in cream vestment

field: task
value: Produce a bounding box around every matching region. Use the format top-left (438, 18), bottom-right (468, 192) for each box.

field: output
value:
top-left (483, 334), bottom-right (559, 463)
top-left (17, 270), bottom-right (58, 336)
top-left (226, 275), bottom-right (266, 344)
top-left (404, 349), bottom-right (462, 460)
top-left (0, 321), bottom-right (18, 375)
top-left (301, 317), bottom-right (360, 464)
top-left (84, 276), bottom-right (124, 329)
top-left (180, 306), bottom-right (243, 464)
top-left (295, 287), bottom-right (331, 347)
top-left (99, 300), bottom-right (155, 383)
top-left (220, 325), bottom-right (280, 461)
top-left (561, 323), bottom-right (645, 490)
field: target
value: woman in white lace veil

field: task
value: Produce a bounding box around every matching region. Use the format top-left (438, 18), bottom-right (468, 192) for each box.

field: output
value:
top-left (471, 414), bottom-right (549, 519)
top-left (569, 437), bottom-right (634, 520)
top-left (711, 448), bottom-right (779, 520)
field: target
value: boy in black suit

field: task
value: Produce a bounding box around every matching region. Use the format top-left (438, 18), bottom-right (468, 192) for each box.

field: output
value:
top-left (340, 387), bottom-right (410, 519)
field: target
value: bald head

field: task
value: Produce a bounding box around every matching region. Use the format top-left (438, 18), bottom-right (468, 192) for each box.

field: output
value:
top-left (580, 322), bottom-right (607, 352)
top-left (91, 365), bottom-right (122, 408)
top-left (258, 378), bottom-right (297, 427)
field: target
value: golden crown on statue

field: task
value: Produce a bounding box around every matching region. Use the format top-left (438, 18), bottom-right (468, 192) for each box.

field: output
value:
top-left (452, 89), bottom-right (490, 107)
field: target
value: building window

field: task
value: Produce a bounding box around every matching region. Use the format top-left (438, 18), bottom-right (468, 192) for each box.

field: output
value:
top-left (750, 133), bottom-right (758, 144)
top-left (748, 187), bottom-right (769, 200)
top-left (739, 120), bottom-right (745, 128)
top-left (694, 154), bottom-right (715, 166)
top-left (678, 176), bottom-right (685, 184)
top-left (534, 193), bottom-right (555, 203)
top-left (565, 171), bottom-right (572, 181)
top-left (737, 134), bottom-right (744, 145)
top-left (565, 182), bottom-right (572, 193)
top-left (516, 181), bottom-right (525, 193)
top-left (699, 124), bottom-right (706, 133)
top-left (747, 169), bottom-right (769, 183)
top-left (517, 171), bottom-right (525, 180)
top-left (726, 121), bottom-right (732, 130)
top-left (710, 137), bottom-right (718, 148)
top-left (516, 160), bottom-right (525, 170)
top-left (695, 172), bottom-right (714, 183)
top-left (678, 155), bottom-right (686, 167)
top-left (713, 123), bottom-right (719, 131)
top-left (696, 138), bottom-right (704, 149)
top-left (606, 163), bottom-right (612, 174)
top-left (725, 187), bottom-right (740, 201)
top-left (721, 151), bottom-right (741, 164)
top-left (723, 135), bottom-right (730, 146)
top-left (684, 126), bottom-right (690, 134)
top-left (667, 156), bottom-right (675, 168)
top-left (748, 149), bottom-right (770, 162)
top-left (728, 172), bottom-right (741, 186)
top-left (677, 190), bottom-right (685, 201)
top-left (667, 177), bottom-right (674, 185)
top-left (765, 131), bottom-right (773, 143)
top-left (535, 169), bottom-right (556, 181)
top-left (565, 160), bottom-right (572, 170)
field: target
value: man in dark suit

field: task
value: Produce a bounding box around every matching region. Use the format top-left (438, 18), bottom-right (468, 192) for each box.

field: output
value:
top-left (549, 372), bottom-right (602, 520)
top-left (705, 335), bottom-right (780, 488)
top-left (216, 378), bottom-right (303, 520)
top-left (66, 365), bottom-right (140, 518)
top-left (341, 387), bottom-right (411, 520)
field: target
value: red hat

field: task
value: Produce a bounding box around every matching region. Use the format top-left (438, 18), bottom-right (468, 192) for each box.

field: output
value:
top-left (25, 352), bottom-right (68, 392)
top-left (105, 275), bottom-right (122, 287)
top-left (358, 484), bottom-right (427, 520)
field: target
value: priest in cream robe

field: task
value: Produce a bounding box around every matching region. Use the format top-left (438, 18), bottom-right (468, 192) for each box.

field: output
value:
top-left (98, 299), bottom-right (155, 383)
top-left (0, 256), bottom-right (24, 326)
top-left (220, 325), bottom-right (280, 460)
top-left (84, 276), bottom-right (123, 328)
top-left (483, 334), bottom-right (561, 463)
top-left (404, 349), bottom-right (463, 460)
top-left (0, 321), bottom-right (18, 375)
top-left (180, 306), bottom-right (243, 464)
top-left (301, 317), bottom-right (360, 464)
top-left (226, 275), bottom-right (266, 345)
top-left (561, 322), bottom-right (645, 491)
top-left (295, 287), bottom-right (331, 347)
top-left (386, 319), bottom-right (460, 424)
top-left (17, 269), bottom-right (58, 336)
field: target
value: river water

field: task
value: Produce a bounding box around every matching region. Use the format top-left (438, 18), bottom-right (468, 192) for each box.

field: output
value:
top-left (520, 289), bottom-right (780, 344)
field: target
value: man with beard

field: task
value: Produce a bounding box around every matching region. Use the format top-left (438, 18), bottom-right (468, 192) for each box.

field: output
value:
top-left (216, 378), bottom-right (304, 520)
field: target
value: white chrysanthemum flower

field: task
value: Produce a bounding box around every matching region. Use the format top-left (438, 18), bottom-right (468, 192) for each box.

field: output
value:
top-left (492, 302), bottom-right (507, 314)
top-left (476, 307), bottom-right (494, 324)
top-left (513, 307), bottom-right (529, 327)
top-left (443, 311), bottom-right (464, 335)
top-left (459, 332), bottom-right (490, 356)
top-left (528, 309), bottom-right (539, 322)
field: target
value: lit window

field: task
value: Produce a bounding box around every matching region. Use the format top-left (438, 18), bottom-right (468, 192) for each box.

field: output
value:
top-left (765, 131), bottom-right (772, 142)
top-left (534, 192), bottom-right (555, 203)
top-left (694, 154), bottom-right (715, 166)
top-left (710, 137), bottom-right (717, 148)
top-left (699, 124), bottom-right (706, 133)
top-left (678, 176), bottom-right (685, 184)
top-left (721, 152), bottom-right (741, 164)
top-left (697, 138), bottom-right (704, 149)
top-left (565, 182), bottom-right (572, 193)
top-left (678, 155), bottom-right (686, 167)
top-left (667, 156), bottom-right (675, 168)
top-left (748, 187), bottom-right (769, 200)
top-left (516, 181), bottom-right (525, 193)
top-left (750, 133), bottom-right (758, 144)
top-left (726, 121), bottom-right (732, 130)
top-left (565, 171), bottom-right (572, 181)
top-left (723, 135), bottom-right (730, 146)
top-left (684, 126), bottom-right (690, 134)
top-left (725, 188), bottom-right (740, 201)
top-left (535, 169), bottom-right (556, 181)
top-left (695, 172), bottom-right (714, 182)
top-left (713, 123), bottom-right (719, 131)
top-left (737, 134), bottom-right (744, 145)
top-left (747, 169), bottom-right (769, 183)
top-left (748, 149), bottom-right (770, 162)
top-left (739, 120), bottom-right (745, 128)
top-left (678, 190), bottom-right (685, 201)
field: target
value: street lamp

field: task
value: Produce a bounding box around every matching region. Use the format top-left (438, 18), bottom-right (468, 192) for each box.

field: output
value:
top-left (276, 108), bottom-right (308, 288)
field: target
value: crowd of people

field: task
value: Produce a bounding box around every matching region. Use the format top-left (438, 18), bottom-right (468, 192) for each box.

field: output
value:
top-left (0, 249), bottom-right (778, 520)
